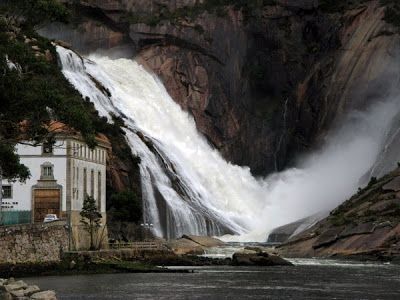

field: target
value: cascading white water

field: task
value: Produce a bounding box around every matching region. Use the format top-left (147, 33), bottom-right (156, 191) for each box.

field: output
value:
top-left (57, 46), bottom-right (400, 241)
top-left (57, 46), bottom-right (266, 239)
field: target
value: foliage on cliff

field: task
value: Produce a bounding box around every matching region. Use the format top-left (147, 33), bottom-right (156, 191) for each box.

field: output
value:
top-left (108, 190), bottom-right (142, 223)
top-left (381, 0), bottom-right (400, 29)
top-left (124, 0), bottom-right (276, 27)
top-left (0, 0), bottom-right (69, 29)
top-left (0, 27), bottom-right (97, 181)
top-left (0, 1), bottom-right (98, 181)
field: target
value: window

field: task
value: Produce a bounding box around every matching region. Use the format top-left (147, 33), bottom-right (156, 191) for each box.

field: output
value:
top-left (76, 167), bottom-right (79, 199)
top-left (44, 166), bottom-right (53, 177)
top-left (41, 162), bottom-right (54, 180)
top-left (73, 143), bottom-right (78, 156)
top-left (2, 185), bottom-right (12, 199)
top-left (83, 168), bottom-right (87, 196)
top-left (90, 169), bottom-right (94, 198)
top-left (97, 172), bottom-right (101, 211)
top-left (42, 141), bottom-right (53, 155)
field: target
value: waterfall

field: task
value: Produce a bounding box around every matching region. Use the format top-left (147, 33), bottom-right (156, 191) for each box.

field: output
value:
top-left (57, 46), bottom-right (400, 241)
top-left (57, 46), bottom-right (265, 239)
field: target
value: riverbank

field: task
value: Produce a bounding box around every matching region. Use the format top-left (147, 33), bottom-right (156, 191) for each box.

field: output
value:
top-left (22, 261), bottom-right (400, 300)
top-left (0, 260), bottom-right (191, 279)
top-left (0, 243), bottom-right (294, 278)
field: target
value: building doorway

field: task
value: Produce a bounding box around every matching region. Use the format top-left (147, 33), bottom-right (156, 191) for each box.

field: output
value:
top-left (33, 189), bottom-right (61, 223)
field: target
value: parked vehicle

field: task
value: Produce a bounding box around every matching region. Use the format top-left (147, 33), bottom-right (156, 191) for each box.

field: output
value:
top-left (43, 214), bottom-right (58, 223)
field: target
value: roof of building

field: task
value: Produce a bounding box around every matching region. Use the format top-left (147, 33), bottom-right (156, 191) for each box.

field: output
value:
top-left (21, 120), bottom-right (111, 148)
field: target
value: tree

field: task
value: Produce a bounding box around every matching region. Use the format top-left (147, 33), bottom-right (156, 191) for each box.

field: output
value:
top-left (0, 11), bottom-right (96, 181)
top-left (109, 191), bottom-right (142, 223)
top-left (80, 195), bottom-right (102, 250)
top-left (0, 0), bottom-right (69, 29)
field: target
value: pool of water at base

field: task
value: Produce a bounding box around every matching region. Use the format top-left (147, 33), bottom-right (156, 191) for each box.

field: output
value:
top-left (23, 259), bottom-right (400, 300)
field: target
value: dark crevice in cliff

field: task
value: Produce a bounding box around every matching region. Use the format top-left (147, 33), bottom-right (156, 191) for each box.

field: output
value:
top-left (131, 31), bottom-right (224, 65)
top-left (68, 3), bottom-right (128, 35)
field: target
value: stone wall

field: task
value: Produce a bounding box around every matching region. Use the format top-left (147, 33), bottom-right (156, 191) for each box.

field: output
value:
top-left (0, 222), bottom-right (68, 264)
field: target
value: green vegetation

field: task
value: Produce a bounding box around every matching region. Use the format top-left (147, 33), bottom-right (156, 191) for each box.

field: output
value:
top-left (0, 0), bottom-right (69, 29)
top-left (0, 1), bottom-right (97, 181)
top-left (318, 0), bottom-right (369, 13)
top-left (381, 0), bottom-right (400, 29)
top-left (367, 176), bottom-right (378, 187)
top-left (124, 0), bottom-right (276, 27)
top-left (0, 260), bottom-right (176, 278)
top-left (80, 195), bottom-right (103, 250)
top-left (109, 190), bottom-right (142, 224)
top-left (331, 214), bottom-right (354, 227)
top-left (319, 0), bottom-right (400, 30)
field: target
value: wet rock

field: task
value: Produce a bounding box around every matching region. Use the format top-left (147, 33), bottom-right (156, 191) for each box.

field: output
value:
top-left (232, 251), bottom-right (293, 266)
top-left (23, 285), bottom-right (40, 296)
top-left (339, 223), bottom-right (375, 238)
top-left (30, 291), bottom-right (57, 300)
top-left (181, 235), bottom-right (225, 247)
top-left (383, 176), bottom-right (400, 192)
top-left (9, 289), bottom-right (24, 298)
top-left (3, 281), bottom-right (28, 292)
top-left (167, 238), bottom-right (204, 255)
top-left (313, 227), bottom-right (344, 249)
top-left (0, 291), bottom-right (12, 300)
top-left (0, 278), bottom-right (56, 300)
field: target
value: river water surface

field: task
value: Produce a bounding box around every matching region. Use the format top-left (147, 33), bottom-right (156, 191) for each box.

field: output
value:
top-left (24, 259), bottom-right (400, 300)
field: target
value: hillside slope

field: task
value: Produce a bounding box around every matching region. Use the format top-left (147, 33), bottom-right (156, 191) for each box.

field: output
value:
top-left (278, 168), bottom-right (400, 262)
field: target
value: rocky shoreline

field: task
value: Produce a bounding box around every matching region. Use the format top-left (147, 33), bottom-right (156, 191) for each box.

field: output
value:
top-left (277, 168), bottom-right (400, 262)
top-left (0, 278), bottom-right (56, 300)
top-left (0, 236), bottom-right (293, 279)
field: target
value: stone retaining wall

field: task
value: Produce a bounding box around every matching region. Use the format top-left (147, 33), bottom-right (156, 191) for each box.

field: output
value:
top-left (0, 222), bottom-right (68, 264)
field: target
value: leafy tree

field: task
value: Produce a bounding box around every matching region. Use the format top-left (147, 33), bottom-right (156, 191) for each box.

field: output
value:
top-left (109, 191), bottom-right (142, 223)
top-left (0, 144), bottom-right (30, 181)
top-left (0, 4), bottom-right (96, 181)
top-left (0, 0), bottom-right (69, 29)
top-left (80, 195), bottom-right (102, 250)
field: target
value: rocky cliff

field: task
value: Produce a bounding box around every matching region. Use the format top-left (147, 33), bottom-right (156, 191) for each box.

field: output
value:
top-left (40, 0), bottom-right (400, 175)
top-left (277, 168), bottom-right (400, 262)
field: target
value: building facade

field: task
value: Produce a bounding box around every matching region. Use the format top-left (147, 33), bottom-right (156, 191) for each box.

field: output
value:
top-left (1, 126), bottom-right (110, 249)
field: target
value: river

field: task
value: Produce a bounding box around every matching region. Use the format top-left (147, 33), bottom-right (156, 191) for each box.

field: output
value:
top-left (24, 259), bottom-right (400, 299)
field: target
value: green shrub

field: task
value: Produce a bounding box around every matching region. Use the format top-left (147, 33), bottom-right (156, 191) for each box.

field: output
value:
top-left (109, 191), bottom-right (142, 223)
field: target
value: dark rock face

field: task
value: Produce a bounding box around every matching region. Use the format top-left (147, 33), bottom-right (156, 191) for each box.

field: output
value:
top-left (46, 1), bottom-right (400, 176)
top-left (277, 168), bottom-right (400, 261)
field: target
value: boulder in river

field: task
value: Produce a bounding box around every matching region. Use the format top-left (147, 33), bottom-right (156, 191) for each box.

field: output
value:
top-left (30, 291), bottom-right (57, 300)
top-left (232, 250), bottom-right (293, 266)
top-left (168, 235), bottom-right (225, 255)
top-left (0, 278), bottom-right (57, 300)
top-left (181, 235), bottom-right (225, 248)
top-left (167, 238), bottom-right (205, 255)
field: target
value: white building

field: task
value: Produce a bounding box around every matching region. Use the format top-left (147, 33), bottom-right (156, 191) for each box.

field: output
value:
top-left (0, 122), bottom-right (110, 247)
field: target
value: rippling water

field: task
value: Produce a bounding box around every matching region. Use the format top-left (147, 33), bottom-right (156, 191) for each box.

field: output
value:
top-left (24, 260), bottom-right (400, 300)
